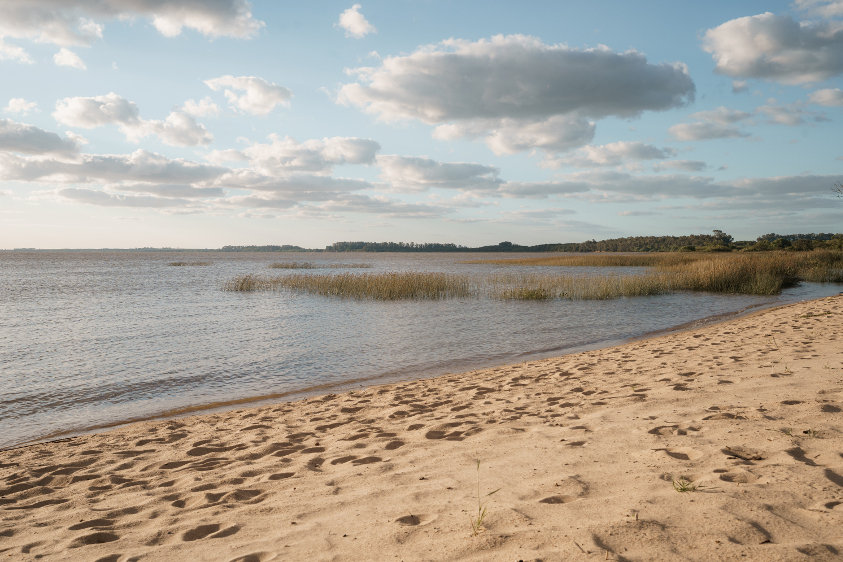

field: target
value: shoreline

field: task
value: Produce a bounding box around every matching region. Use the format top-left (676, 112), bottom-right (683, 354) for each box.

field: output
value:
top-left (5, 289), bottom-right (816, 452)
top-left (2, 294), bottom-right (842, 560)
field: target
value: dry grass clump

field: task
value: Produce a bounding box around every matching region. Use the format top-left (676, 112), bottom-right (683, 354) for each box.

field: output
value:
top-left (222, 274), bottom-right (271, 292)
top-left (269, 262), bottom-right (373, 269)
top-left (486, 272), bottom-right (673, 300)
top-left (224, 271), bottom-right (471, 300)
top-left (168, 261), bottom-right (212, 266)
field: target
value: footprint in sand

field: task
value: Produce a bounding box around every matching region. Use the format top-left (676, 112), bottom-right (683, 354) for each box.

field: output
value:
top-left (228, 553), bottom-right (277, 562)
top-left (663, 447), bottom-right (703, 461)
top-left (69, 532), bottom-right (119, 548)
top-left (719, 470), bottom-right (757, 484)
top-left (384, 440), bottom-right (404, 450)
top-left (395, 513), bottom-right (436, 526)
top-left (268, 472), bottom-right (295, 480)
top-left (182, 523), bottom-right (240, 541)
top-left (68, 519), bottom-right (114, 530)
top-left (539, 495), bottom-right (579, 504)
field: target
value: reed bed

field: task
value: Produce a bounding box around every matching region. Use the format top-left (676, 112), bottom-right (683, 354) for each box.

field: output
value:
top-left (485, 272), bottom-right (674, 300)
top-left (463, 253), bottom-right (703, 267)
top-left (223, 271), bottom-right (471, 300)
top-left (268, 262), bottom-right (373, 269)
top-left (223, 250), bottom-right (843, 300)
top-left (168, 261), bottom-right (212, 266)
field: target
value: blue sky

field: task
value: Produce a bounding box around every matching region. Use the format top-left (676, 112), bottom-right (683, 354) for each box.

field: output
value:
top-left (1, 0), bottom-right (841, 248)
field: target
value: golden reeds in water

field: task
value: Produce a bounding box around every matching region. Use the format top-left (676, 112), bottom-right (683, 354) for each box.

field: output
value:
top-left (268, 262), bottom-right (373, 269)
top-left (223, 271), bottom-right (471, 300)
top-left (168, 261), bottom-right (212, 266)
top-left (463, 254), bottom-right (701, 267)
top-left (223, 250), bottom-right (843, 300)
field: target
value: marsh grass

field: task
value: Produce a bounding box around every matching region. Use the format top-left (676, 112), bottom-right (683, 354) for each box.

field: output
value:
top-left (223, 250), bottom-right (843, 300)
top-left (224, 271), bottom-right (471, 300)
top-left (463, 254), bottom-right (702, 267)
top-left (269, 262), bottom-right (373, 269)
top-left (168, 261), bottom-right (212, 266)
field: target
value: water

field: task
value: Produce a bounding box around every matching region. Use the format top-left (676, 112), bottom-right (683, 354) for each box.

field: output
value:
top-left (1, 251), bottom-right (840, 449)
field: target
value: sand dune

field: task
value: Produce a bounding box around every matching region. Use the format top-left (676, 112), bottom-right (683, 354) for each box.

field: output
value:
top-left (2, 295), bottom-right (842, 561)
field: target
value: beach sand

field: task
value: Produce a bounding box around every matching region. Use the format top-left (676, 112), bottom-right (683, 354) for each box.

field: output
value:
top-left (2, 294), bottom-right (842, 561)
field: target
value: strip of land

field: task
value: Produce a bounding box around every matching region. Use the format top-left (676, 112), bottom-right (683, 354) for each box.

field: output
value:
top-left (2, 295), bottom-right (842, 561)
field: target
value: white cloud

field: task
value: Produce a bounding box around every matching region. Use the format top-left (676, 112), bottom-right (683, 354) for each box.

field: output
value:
top-left (205, 75), bottom-right (292, 115)
top-left (214, 134), bottom-right (379, 176)
top-left (703, 12), bottom-right (843, 84)
top-left (755, 103), bottom-right (825, 126)
top-left (652, 160), bottom-right (708, 172)
top-left (688, 107), bottom-right (752, 125)
top-left (57, 188), bottom-right (196, 208)
top-left (53, 93), bottom-right (212, 146)
top-left (668, 107), bottom-right (754, 141)
top-left (5, 98), bottom-right (38, 115)
top-left (182, 97), bottom-right (220, 117)
top-left (794, 0), bottom-right (843, 18)
top-left (0, 1), bottom-right (263, 46)
top-left (336, 4), bottom-right (376, 39)
top-left (809, 88), bottom-right (843, 106)
top-left (668, 122), bottom-right (750, 141)
top-left (53, 47), bottom-right (86, 69)
top-left (618, 210), bottom-right (661, 216)
top-left (0, 149), bottom-right (226, 185)
top-left (0, 118), bottom-right (80, 156)
top-left (0, 37), bottom-right (32, 63)
top-left (732, 80), bottom-right (749, 94)
top-left (547, 141), bottom-right (676, 169)
top-left (376, 155), bottom-right (501, 193)
top-left (339, 34), bottom-right (694, 155)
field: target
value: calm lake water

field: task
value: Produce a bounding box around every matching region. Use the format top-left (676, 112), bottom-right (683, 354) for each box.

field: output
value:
top-left (1, 251), bottom-right (840, 449)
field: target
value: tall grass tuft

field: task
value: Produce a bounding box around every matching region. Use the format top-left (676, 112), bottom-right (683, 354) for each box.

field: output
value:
top-left (224, 271), bottom-right (471, 300)
top-left (269, 262), bottom-right (373, 269)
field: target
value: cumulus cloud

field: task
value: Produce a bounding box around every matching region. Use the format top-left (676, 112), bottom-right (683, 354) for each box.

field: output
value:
top-left (794, 0), bottom-right (843, 18)
top-left (339, 34), bottom-right (694, 155)
top-left (5, 98), bottom-right (38, 115)
top-left (0, 119), bottom-right (80, 156)
top-left (205, 76), bottom-right (292, 115)
top-left (703, 12), bottom-right (843, 84)
top-left (546, 141), bottom-right (676, 168)
top-left (57, 187), bottom-right (195, 208)
top-left (376, 155), bottom-right (501, 192)
top-left (182, 97), bottom-right (220, 117)
top-left (53, 93), bottom-right (212, 146)
top-left (0, 149), bottom-right (225, 185)
top-left (53, 47), bottom-right (86, 69)
top-left (0, 0), bottom-right (263, 46)
top-left (668, 107), bottom-right (754, 141)
top-left (809, 88), bottom-right (843, 106)
top-left (755, 103), bottom-right (826, 126)
top-left (336, 4), bottom-right (376, 39)
top-left (652, 160), bottom-right (708, 172)
top-left (0, 37), bottom-right (32, 63)
top-left (211, 135), bottom-right (379, 176)
top-left (732, 80), bottom-right (749, 94)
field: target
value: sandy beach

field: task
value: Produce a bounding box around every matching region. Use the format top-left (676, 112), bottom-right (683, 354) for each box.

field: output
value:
top-left (1, 294), bottom-right (842, 561)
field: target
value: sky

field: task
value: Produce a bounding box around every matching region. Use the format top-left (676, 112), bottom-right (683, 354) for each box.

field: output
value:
top-left (0, 0), bottom-right (842, 249)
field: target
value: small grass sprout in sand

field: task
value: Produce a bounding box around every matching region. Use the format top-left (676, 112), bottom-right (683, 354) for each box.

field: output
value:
top-left (672, 476), bottom-right (698, 492)
top-left (469, 459), bottom-right (500, 537)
